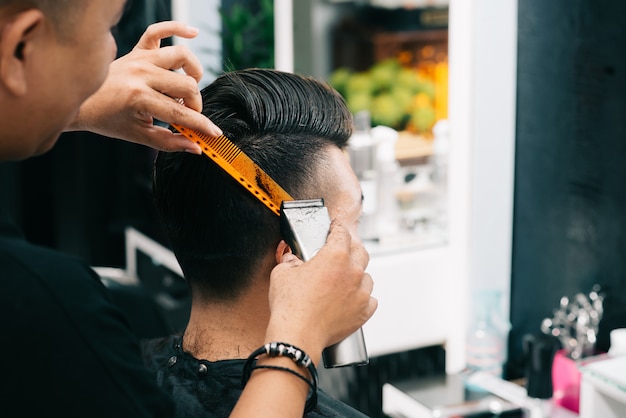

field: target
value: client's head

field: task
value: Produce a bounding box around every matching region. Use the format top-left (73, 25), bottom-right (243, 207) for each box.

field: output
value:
top-left (153, 69), bottom-right (362, 302)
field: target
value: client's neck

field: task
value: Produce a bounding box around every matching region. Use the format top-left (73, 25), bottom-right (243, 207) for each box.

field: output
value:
top-left (182, 278), bottom-right (271, 361)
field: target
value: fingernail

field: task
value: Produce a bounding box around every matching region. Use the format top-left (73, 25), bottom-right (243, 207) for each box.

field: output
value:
top-left (187, 26), bottom-right (199, 35)
top-left (211, 124), bottom-right (223, 136)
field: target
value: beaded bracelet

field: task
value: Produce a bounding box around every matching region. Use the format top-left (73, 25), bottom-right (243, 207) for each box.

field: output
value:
top-left (241, 342), bottom-right (319, 413)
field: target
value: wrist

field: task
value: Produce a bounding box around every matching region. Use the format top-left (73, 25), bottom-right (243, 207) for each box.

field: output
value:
top-left (242, 342), bottom-right (319, 413)
top-left (263, 325), bottom-right (324, 367)
top-left (66, 97), bottom-right (96, 133)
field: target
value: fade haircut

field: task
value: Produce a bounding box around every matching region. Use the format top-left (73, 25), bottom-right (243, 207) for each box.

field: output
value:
top-left (153, 69), bottom-right (353, 301)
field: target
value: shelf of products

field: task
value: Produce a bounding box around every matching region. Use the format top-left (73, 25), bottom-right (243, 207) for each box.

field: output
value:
top-left (329, 6), bottom-right (448, 139)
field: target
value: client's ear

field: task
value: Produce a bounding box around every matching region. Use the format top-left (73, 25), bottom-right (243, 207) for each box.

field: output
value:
top-left (274, 240), bottom-right (292, 263)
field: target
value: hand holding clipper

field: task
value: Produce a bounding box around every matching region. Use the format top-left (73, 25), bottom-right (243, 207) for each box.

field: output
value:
top-left (280, 199), bottom-right (369, 368)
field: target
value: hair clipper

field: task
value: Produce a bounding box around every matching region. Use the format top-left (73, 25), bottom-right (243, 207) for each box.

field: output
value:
top-left (280, 199), bottom-right (369, 368)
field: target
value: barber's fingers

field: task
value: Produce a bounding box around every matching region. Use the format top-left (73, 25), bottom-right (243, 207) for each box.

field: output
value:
top-left (128, 123), bottom-right (203, 154)
top-left (134, 65), bottom-right (206, 112)
top-left (145, 66), bottom-right (203, 112)
top-left (275, 224), bottom-right (367, 269)
top-left (278, 252), bottom-right (304, 266)
top-left (323, 222), bottom-right (376, 321)
top-left (131, 21), bottom-right (223, 138)
top-left (321, 221), bottom-right (370, 270)
top-left (368, 297), bottom-right (379, 320)
top-left (360, 272), bottom-right (378, 321)
top-left (146, 44), bottom-right (204, 85)
top-left (135, 69), bottom-right (220, 138)
top-left (134, 21), bottom-right (200, 51)
top-left (133, 22), bottom-right (204, 84)
top-left (360, 271), bottom-right (374, 296)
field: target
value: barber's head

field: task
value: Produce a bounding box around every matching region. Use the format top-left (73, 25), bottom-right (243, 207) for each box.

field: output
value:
top-left (0, 0), bottom-right (82, 37)
top-left (153, 69), bottom-right (362, 301)
top-left (0, 0), bottom-right (122, 160)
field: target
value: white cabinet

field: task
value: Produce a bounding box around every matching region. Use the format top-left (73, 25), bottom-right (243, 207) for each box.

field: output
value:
top-left (363, 245), bottom-right (451, 357)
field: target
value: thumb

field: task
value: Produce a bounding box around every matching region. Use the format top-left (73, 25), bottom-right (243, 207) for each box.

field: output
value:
top-left (279, 252), bottom-right (303, 266)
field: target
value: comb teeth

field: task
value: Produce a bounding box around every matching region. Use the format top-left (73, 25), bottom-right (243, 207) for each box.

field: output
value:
top-left (200, 134), bottom-right (241, 163)
top-left (171, 123), bottom-right (294, 217)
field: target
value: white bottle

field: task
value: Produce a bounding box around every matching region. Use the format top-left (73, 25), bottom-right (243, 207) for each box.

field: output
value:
top-left (430, 119), bottom-right (450, 227)
top-left (608, 328), bottom-right (626, 356)
top-left (466, 290), bottom-right (510, 380)
top-left (347, 111), bottom-right (379, 241)
top-left (371, 125), bottom-right (400, 240)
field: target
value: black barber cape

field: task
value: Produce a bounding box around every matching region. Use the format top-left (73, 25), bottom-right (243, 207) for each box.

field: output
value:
top-left (142, 335), bottom-right (370, 418)
top-left (0, 207), bottom-right (175, 417)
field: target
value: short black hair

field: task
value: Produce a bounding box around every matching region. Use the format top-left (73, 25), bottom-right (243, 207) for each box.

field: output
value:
top-left (153, 69), bottom-right (353, 301)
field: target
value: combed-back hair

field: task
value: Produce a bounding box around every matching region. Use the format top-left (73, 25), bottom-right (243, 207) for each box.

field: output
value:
top-left (153, 69), bottom-right (353, 301)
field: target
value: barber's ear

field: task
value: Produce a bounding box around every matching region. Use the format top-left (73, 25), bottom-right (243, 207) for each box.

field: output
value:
top-left (275, 240), bottom-right (293, 263)
top-left (0, 9), bottom-right (45, 96)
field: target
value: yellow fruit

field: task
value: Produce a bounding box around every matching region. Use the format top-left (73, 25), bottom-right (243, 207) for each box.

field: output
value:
top-left (346, 92), bottom-right (372, 114)
top-left (328, 67), bottom-right (352, 96)
top-left (412, 92), bottom-right (433, 109)
top-left (390, 86), bottom-right (414, 113)
top-left (409, 106), bottom-right (436, 134)
top-left (369, 59), bottom-right (401, 92)
top-left (397, 68), bottom-right (421, 93)
top-left (415, 76), bottom-right (436, 101)
top-left (346, 72), bottom-right (374, 94)
top-left (370, 93), bottom-right (404, 128)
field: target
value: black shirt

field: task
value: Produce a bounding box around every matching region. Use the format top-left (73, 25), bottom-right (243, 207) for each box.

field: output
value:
top-left (0, 208), bottom-right (176, 417)
top-left (142, 335), bottom-right (370, 418)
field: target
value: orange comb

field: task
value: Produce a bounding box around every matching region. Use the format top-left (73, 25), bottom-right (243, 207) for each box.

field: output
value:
top-left (171, 124), bottom-right (293, 216)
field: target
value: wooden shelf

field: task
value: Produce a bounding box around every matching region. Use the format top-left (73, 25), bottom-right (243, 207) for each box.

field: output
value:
top-left (395, 131), bottom-right (433, 166)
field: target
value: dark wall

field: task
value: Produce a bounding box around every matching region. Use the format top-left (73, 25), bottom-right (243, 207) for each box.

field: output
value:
top-left (509, 0), bottom-right (626, 377)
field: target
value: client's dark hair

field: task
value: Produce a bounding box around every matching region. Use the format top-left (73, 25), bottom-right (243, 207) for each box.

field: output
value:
top-left (153, 69), bottom-right (353, 301)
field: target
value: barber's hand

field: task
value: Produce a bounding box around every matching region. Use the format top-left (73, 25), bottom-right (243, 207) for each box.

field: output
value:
top-left (67, 21), bottom-right (220, 153)
top-left (265, 222), bottom-right (377, 365)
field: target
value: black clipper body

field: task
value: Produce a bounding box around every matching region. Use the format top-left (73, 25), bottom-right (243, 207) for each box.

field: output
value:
top-left (280, 199), bottom-right (369, 368)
